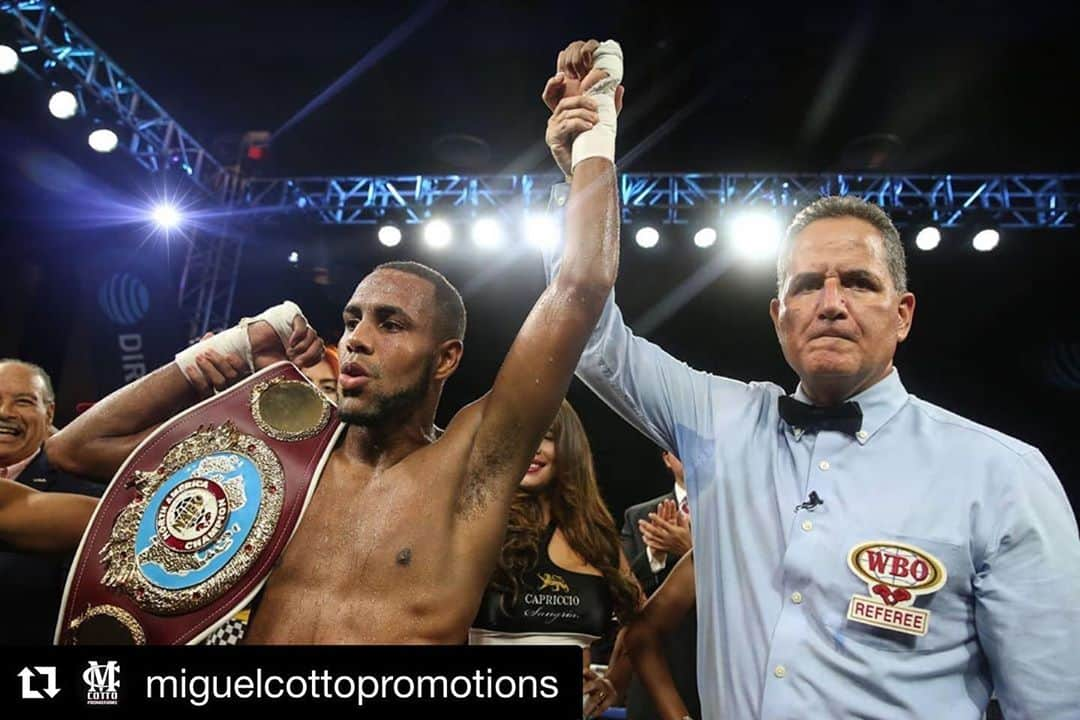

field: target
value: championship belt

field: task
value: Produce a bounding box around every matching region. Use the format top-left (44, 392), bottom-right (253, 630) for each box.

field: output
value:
top-left (56, 362), bottom-right (342, 645)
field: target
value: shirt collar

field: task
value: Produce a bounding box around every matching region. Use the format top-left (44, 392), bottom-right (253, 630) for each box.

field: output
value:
top-left (790, 367), bottom-right (909, 445)
top-left (0, 447), bottom-right (41, 483)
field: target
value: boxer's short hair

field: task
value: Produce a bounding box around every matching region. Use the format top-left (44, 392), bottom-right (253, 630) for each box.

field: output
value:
top-left (376, 261), bottom-right (466, 342)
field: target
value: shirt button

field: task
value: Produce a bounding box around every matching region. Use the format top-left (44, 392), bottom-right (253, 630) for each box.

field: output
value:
top-left (774, 665), bottom-right (787, 679)
top-left (791, 591), bottom-right (803, 604)
top-left (818, 460), bottom-right (830, 471)
top-left (856, 430), bottom-right (868, 441)
top-left (801, 519), bottom-right (813, 532)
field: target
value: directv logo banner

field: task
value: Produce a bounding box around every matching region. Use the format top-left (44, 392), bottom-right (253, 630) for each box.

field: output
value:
top-left (84, 251), bottom-right (185, 397)
top-left (98, 272), bottom-right (151, 328)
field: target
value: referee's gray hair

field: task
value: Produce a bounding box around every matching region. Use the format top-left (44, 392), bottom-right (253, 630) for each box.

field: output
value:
top-left (777, 195), bottom-right (908, 295)
top-left (0, 359), bottom-right (55, 403)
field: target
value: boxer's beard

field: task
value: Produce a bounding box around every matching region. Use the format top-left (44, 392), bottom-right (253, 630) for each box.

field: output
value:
top-left (339, 357), bottom-right (433, 428)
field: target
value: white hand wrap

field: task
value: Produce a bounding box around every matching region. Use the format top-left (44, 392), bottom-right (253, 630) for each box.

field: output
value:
top-left (174, 300), bottom-right (305, 384)
top-left (570, 39), bottom-right (623, 171)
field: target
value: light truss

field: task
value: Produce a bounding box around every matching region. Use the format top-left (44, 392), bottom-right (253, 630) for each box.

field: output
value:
top-left (5, 2), bottom-right (1078, 342)
top-left (241, 173), bottom-right (1080, 228)
top-left (2, 1), bottom-right (238, 200)
top-left (2, 1), bottom-right (243, 339)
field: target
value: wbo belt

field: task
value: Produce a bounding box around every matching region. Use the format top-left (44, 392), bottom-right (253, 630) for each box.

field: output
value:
top-left (56, 361), bottom-right (341, 645)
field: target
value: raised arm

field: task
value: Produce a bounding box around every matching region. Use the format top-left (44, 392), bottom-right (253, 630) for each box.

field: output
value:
top-left (543, 237), bottom-right (762, 460)
top-left (539, 60), bottom-right (767, 457)
top-left (46, 304), bottom-right (321, 480)
top-left (624, 550), bottom-right (697, 720)
top-left (456, 42), bottom-right (622, 529)
top-left (0, 478), bottom-right (97, 553)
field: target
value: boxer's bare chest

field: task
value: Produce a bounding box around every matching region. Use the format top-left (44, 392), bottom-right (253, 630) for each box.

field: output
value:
top-left (244, 447), bottom-right (472, 642)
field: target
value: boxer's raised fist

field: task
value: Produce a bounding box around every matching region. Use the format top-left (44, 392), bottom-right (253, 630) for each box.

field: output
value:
top-left (248, 313), bottom-right (323, 370)
top-left (543, 40), bottom-right (625, 178)
top-left (557, 39), bottom-right (600, 81)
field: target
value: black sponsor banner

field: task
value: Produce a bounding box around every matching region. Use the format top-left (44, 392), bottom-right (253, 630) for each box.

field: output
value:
top-left (2, 645), bottom-right (581, 717)
top-left (82, 248), bottom-right (186, 397)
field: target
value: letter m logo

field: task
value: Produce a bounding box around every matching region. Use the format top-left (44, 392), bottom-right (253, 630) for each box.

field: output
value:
top-left (83, 661), bottom-right (120, 693)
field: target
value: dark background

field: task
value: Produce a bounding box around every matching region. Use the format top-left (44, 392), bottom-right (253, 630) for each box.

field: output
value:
top-left (1, 0), bottom-right (1077, 520)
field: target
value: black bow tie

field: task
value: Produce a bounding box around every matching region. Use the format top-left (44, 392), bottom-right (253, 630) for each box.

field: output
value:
top-left (778, 395), bottom-right (863, 435)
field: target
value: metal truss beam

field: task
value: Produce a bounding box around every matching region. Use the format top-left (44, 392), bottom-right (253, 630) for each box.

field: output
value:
top-left (240, 175), bottom-right (549, 225)
top-left (2, 1), bottom-right (244, 339)
top-left (241, 173), bottom-right (1080, 228)
top-left (2, 1), bottom-right (239, 201)
top-left (177, 229), bottom-right (244, 339)
top-left (5, 2), bottom-right (1078, 345)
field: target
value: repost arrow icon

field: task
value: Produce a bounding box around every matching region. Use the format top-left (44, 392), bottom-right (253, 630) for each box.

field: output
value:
top-left (18, 667), bottom-right (43, 699)
top-left (36, 666), bottom-right (60, 698)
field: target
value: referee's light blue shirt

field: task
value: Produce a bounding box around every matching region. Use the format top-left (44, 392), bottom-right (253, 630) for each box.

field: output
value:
top-left (545, 184), bottom-right (1080, 719)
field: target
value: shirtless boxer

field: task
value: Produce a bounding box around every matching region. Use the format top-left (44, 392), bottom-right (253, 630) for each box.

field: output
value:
top-left (47, 40), bottom-right (625, 643)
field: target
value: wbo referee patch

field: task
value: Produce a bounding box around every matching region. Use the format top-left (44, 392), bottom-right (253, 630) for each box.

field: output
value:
top-left (846, 540), bottom-right (947, 637)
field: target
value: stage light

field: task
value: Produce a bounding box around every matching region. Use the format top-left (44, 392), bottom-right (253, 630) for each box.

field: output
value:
top-left (915, 226), bottom-right (941, 251)
top-left (524, 213), bottom-right (559, 250)
top-left (471, 217), bottom-right (504, 250)
top-left (0, 45), bottom-right (18, 75)
top-left (48, 90), bottom-right (78, 119)
top-left (972, 228), bottom-right (1000, 252)
top-left (635, 226), bottom-right (659, 248)
top-left (730, 211), bottom-right (782, 260)
top-left (87, 128), bottom-right (118, 153)
top-left (423, 219), bottom-right (452, 248)
top-left (151, 203), bottom-right (182, 230)
top-left (378, 224), bottom-right (402, 247)
top-left (694, 227), bottom-right (717, 248)
top-left (288, 251), bottom-right (299, 264)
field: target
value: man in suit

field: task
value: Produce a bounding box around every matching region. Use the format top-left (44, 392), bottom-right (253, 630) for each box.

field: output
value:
top-left (620, 451), bottom-right (700, 719)
top-left (0, 359), bottom-right (101, 644)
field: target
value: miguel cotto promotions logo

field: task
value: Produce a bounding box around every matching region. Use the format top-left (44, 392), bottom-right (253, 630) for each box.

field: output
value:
top-left (846, 540), bottom-right (947, 637)
top-left (83, 660), bottom-right (120, 705)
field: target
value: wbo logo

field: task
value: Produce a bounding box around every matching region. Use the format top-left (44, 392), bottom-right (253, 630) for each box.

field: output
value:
top-left (846, 540), bottom-right (948, 637)
top-left (98, 272), bottom-right (150, 326)
top-left (848, 540), bottom-right (947, 602)
top-left (83, 660), bottom-right (120, 706)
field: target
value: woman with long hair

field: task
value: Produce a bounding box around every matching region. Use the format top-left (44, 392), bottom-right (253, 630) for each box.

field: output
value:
top-left (470, 399), bottom-right (642, 714)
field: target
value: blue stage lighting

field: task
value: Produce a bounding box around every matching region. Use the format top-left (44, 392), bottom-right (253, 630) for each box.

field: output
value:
top-left (151, 203), bottom-right (182, 230)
